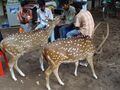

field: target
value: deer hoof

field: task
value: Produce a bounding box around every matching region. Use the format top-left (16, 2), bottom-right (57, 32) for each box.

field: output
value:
top-left (59, 81), bottom-right (64, 86)
top-left (41, 68), bottom-right (45, 71)
top-left (19, 71), bottom-right (25, 77)
top-left (46, 84), bottom-right (51, 90)
top-left (74, 72), bottom-right (78, 77)
top-left (93, 74), bottom-right (98, 79)
top-left (13, 77), bottom-right (17, 81)
top-left (21, 73), bottom-right (25, 77)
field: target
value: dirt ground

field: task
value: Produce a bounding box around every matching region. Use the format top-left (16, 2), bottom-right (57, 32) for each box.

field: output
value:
top-left (0, 10), bottom-right (120, 90)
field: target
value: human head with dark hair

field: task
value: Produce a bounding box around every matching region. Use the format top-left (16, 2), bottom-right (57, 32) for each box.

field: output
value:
top-left (60, 0), bottom-right (70, 11)
top-left (37, 0), bottom-right (45, 12)
top-left (21, 1), bottom-right (28, 7)
top-left (72, 2), bottom-right (82, 14)
top-left (20, 1), bottom-right (28, 13)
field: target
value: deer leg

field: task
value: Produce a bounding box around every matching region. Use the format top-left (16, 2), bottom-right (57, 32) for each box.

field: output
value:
top-left (39, 56), bottom-right (45, 71)
top-left (9, 57), bottom-right (17, 81)
top-left (14, 59), bottom-right (25, 77)
top-left (86, 55), bottom-right (98, 79)
top-left (53, 66), bottom-right (64, 86)
top-left (74, 61), bottom-right (79, 76)
top-left (45, 66), bottom-right (54, 90)
top-left (39, 50), bottom-right (45, 71)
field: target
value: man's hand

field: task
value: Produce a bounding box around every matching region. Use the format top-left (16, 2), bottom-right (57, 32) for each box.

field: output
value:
top-left (57, 19), bottom-right (65, 26)
top-left (45, 16), bottom-right (49, 20)
top-left (36, 20), bottom-right (41, 24)
top-left (27, 16), bottom-right (31, 20)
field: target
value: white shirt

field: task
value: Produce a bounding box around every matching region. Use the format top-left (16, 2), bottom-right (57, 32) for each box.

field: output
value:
top-left (37, 8), bottom-right (53, 26)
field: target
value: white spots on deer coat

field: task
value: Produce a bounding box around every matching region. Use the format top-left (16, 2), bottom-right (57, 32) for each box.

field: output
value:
top-left (44, 36), bottom-right (96, 66)
top-left (2, 26), bottom-right (54, 58)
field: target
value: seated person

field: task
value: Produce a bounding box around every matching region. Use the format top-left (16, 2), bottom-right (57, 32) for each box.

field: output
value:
top-left (54, 0), bottom-right (76, 39)
top-left (66, 2), bottom-right (95, 38)
top-left (17, 1), bottom-right (32, 32)
top-left (35, 0), bottom-right (53, 30)
top-left (35, 0), bottom-right (54, 42)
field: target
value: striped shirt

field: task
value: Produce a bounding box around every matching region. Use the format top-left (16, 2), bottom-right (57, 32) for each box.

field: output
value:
top-left (74, 10), bottom-right (95, 38)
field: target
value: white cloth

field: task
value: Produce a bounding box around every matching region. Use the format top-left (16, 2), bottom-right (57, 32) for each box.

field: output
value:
top-left (37, 8), bottom-right (53, 26)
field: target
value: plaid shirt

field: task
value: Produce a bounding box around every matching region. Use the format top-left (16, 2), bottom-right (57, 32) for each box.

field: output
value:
top-left (74, 10), bottom-right (95, 38)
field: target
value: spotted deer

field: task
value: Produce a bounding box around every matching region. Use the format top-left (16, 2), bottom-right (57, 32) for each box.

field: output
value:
top-left (0, 17), bottom-right (60, 81)
top-left (42, 23), bottom-right (109, 90)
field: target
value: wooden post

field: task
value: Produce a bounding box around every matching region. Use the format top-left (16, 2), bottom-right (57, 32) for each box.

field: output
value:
top-left (91, 0), bottom-right (95, 9)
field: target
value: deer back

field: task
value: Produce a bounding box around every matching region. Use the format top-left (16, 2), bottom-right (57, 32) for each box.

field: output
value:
top-left (0, 17), bottom-right (59, 56)
top-left (44, 36), bottom-right (95, 64)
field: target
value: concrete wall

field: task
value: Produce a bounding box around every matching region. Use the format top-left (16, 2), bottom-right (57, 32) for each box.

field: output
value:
top-left (88, 0), bottom-right (92, 10)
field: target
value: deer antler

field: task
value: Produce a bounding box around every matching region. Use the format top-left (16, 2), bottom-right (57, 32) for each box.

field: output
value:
top-left (96, 23), bottom-right (109, 53)
top-left (92, 22), bottom-right (102, 38)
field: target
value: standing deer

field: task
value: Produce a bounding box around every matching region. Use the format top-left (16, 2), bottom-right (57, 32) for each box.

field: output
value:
top-left (42, 23), bottom-right (109, 90)
top-left (0, 17), bottom-right (60, 81)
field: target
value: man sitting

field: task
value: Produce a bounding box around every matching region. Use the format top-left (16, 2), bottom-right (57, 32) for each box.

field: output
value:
top-left (54, 0), bottom-right (76, 39)
top-left (17, 1), bottom-right (32, 32)
top-left (35, 0), bottom-right (55, 42)
top-left (35, 0), bottom-right (53, 30)
top-left (66, 2), bottom-right (95, 38)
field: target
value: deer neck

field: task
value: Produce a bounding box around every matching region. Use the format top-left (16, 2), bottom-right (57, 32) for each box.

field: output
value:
top-left (44, 21), bottom-right (56, 39)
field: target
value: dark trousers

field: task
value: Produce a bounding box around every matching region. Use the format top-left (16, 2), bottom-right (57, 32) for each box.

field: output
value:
top-left (54, 24), bottom-right (75, 40)
top-left (0, 32), bottom-right (3, 42)
top-left (0, 32), bottom-right (3, 51)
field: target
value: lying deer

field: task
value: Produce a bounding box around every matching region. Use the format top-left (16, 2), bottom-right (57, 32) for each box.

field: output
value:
top-left (0, 17), bottom-right (60, 81)
top-left (42, 23), bottom-right (109, 90)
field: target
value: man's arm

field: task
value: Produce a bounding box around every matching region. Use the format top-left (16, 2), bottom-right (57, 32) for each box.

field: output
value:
top-left (74, 15), bottom-right (81, 28)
